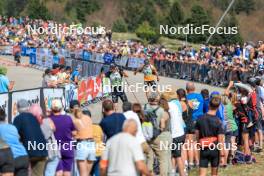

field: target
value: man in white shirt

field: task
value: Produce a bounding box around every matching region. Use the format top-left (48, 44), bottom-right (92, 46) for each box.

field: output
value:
top-left (100, 119), bottom-right (151, 176)
top-left (122, 102), bottom-right (154, 173)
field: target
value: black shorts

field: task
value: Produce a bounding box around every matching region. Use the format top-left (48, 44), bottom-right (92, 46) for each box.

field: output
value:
top-left (112, 91), bottom-right (128, 103)
top-left (255, 118), bottom-right (262, 130)
top-left (200, 148), bottom-right (219, 168)
top-left (171, 135), bottom-right (185, 158)
top-left (240, 123), bottom-right (250, 133)
top-left (14, 55), bottom-right (21, 63)
top-left (231, 129), bottom-right (239, 137)
top-left (14, 155), bottom-right (29, 176)
top-left (144, 81), bottom-right (157, 91)
top-left (0, 148), bottom-right (15, 173)
top-left (185, 121), bottom-right (195, 134)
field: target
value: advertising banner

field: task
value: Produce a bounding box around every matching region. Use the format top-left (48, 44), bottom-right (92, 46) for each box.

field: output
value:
top-left (43, 88), bottom-right (65, 112)
top-left (127, 58), bottom-right (145, 68)
top-left (11, 89), bottom-right (41, 122)
top-left (0, 93), bottom-right (9, 123)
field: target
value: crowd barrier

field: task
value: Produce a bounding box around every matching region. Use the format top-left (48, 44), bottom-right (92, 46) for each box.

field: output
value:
top-left (0, 45), bottom-right (257, 85)
top-left (0, 76), bottom-right (112, 122)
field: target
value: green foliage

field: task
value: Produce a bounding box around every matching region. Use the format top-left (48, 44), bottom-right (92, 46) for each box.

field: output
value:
top-left (112, 18), bottom-right (128, 32)
top-left (75, 0), bottom-right (101, 23)
top-left (136, 21), bottom-right (160, 44)
top-left (27, 0), bottom-right (51, 20)
top-left (2, 0), bottom-right (27, 17)
top-left (185, 5), bottom-right (211, 43)
top-left (167, 1), bottom-right (184, 25)
top-left (209, 14), bottom-right (243, 45)
top-left (235, 0), bottom-right (255, 15)
top-left (213, 0), bottom-right (255, 15)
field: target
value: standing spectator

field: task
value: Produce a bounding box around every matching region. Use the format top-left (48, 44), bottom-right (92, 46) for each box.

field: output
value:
top-left (71, 65), bottom-right (82, 85)
top-left (186, 82), bottom-right (204, 167)
top-left (177, 88), bottom-right (194, 170)
top-left (0, 67), bottom-right (14, 93)
top-left (0, 138), bottom-right (14, 176)
top-left (201, 89), bottom-right (210, 113)
top-left (90, 112), bottom-right (104, 176)
top-left (13, 99), bottom-right (48, 176)
top-left (50, 99), bottom-right (75, 176)
top-left (162, 91), bottom-right (186, 176)
top-left (0, 108), bottom-right (29, 176)
top-left (122, 102), bottom-right (153, 173)
top-left (72, 107), bottom-right (96, 176)
top-left (195, 96), bottom-right (225, 176)
top-left (13, 43), bottom-right (21, 66)
top-left (29, 104), bottom-right (61, 176)
top-left (99, 100), bottom-right (126, 140)
top-left (144, 92), bottom-right (171, 176)
top-left (100, 119), bottom-right (151, 176)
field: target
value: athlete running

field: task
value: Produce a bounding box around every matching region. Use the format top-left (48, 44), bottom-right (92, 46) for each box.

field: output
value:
top-left (134, 59), bottom-right (159, 95)
top-left (102, 64), bottom-right (128, 111)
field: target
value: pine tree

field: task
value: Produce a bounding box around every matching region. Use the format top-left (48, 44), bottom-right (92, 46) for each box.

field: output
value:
top-left (167, 1), bottom-right (184, 25)
top-left (27, 0), bottom-right (51, 20)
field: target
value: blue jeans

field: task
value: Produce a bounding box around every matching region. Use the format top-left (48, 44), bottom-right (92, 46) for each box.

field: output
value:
top-left (90, 156), bottom-right (101, 176)
top-left (44, 157), bottom-right (60, 176)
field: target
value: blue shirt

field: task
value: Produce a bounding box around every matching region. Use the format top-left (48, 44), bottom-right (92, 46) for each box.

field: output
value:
top-left (0, 123), bottom-right (28, 158)
top-left (203, 98), bottom-right (209, 113)
top-left (70, 70), bottom-right (80, 82)
top-left (187, 93), bottom-right (204, 121)
top-left (99, 113), bottom-right (126, 140)
top-left (0, 75), bottom-right (9, 93)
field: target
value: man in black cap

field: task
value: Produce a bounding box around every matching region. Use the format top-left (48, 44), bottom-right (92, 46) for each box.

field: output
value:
top-left (101, 64), bottom-right (128, 111)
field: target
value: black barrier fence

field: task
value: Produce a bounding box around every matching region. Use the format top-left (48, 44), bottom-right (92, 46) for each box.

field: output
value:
top-left (154, 60), bottom-right (256, 86)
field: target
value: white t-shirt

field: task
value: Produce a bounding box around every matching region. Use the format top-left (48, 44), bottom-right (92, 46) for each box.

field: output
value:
top-left (123, 111), bottom-right (146, 144)
top-left (168, 100), bottom-right (185, 138)
top-left (102, 133), bottom-right (145, 176)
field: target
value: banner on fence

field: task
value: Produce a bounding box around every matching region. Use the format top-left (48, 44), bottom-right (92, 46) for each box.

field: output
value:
top-left (0, 93), bottom-right (9, 123)
top-left (102, 77), bottom-right (111, 95)
top-left (115, 56), bottom-right (128, 67)
top-left (83, 50), bottom-right (92, 61)
top-left (43, 88), bottom-right (65, 112)
top-left (127, 58), bottom-right (145, 68)
top-left (64, 84), bottom-right (77, 109)
top-left (11, 89), bottom-right (41, 122)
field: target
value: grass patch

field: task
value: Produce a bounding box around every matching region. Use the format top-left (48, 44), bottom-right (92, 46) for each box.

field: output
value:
top-left (189, 152), bottom-right (264, 176)
top-left (112, 32), bottom-right (200, 51)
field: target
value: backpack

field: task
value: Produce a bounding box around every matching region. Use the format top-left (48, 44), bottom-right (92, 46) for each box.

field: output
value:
top-left (143, 104), bottom-right (161, 140)
top-left (232, 150), bottom-right (256, 165)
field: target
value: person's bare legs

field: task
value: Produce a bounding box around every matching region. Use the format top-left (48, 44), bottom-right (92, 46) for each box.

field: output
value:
top-left (56, 170), bottom-right (63, 176)
top-left (62, 171), bottom-right (71, 176)
top-left (2, 173), bottom-right (14, 176)
top-left (242, 133), bottom-right (250, 155)
top-left (113, 103), bottom-right (118, 112)
top-left (176, 157), bottom-right (185, 176)
top-left (77, 160), bottom-right (88, 176)
top-left (211, 167), bottom-right (218, 176)
top-left (230, 136), bottom-right (236, 157)
top-left (199, 168), bottom-right (207, 176)
top-left (86, 161), bottom-right (94, 175)
top-left (186, 134), bottom-right (194, 166)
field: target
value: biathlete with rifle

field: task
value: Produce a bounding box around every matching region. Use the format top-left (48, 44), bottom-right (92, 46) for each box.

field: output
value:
top-left (101, 64), bottom-right (128, 111)
top-left (134, 59), bottom-right (160, 96)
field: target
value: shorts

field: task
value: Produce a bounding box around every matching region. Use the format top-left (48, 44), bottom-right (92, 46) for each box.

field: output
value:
top-left (56, 156), bottom-right (74, 172)
top-left (112, 91), bottom-right (128, 103)
top-left (0, 148), bottom-right (14, 173)
top-left (240, 123), bottom-right (250, 133)
top-left (171, 135), bottom-right (185, 158)
top-left (144, 81), bottom-right (157, 91)
top-left (14, 55), bottom-right (21, 63)
top-left (75, 140), bottom-right (96, 161)
top-left (14, 155), bottom-right (29, 176)
top-left (231, 129), bottom-right (239, 137)
top-left (200, 148), bottom-right (219, 168)
top-left (225, 133), bottom-right (232, 147)
top-left (255, 118), bottom-right (262, 130)
top-left (185, 121), bottom-right (195, 134)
